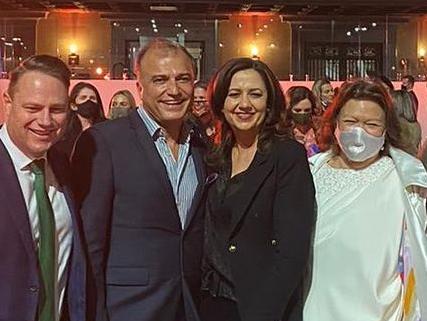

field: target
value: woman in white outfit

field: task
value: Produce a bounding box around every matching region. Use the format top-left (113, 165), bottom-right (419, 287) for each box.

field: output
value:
top-left (303, 79), bottom-right (427, 321)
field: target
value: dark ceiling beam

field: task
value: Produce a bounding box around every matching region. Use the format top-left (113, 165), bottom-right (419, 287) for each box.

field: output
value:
top-left (402, 5), bottom-right (427, 13)
top-left (281, 14), bottom-right (412, 24)
top-left (108, 2), bottom-right (122, 12)
top-left (0, 0), bottom-right (24, 10)
top-left (71, 0), bottom-right (427, 5)
top-left (100, 12), bottom-right (230, 21)
top-left (0, 11), bottom-right (48, 19)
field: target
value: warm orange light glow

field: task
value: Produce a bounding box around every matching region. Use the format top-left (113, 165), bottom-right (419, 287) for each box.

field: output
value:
top-left (69, 43), bottom-right (78, 54)
top-left (96, 67), bottom-right (103, 75)
top-left (419, 48), bottom-right (426, 57)
top-left (250, 45), bottom-right (259, 57)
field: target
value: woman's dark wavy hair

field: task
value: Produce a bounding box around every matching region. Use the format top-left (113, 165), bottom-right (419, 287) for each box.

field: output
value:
top-left (318, 79), bottom-right (407, 155)
top-left (206, 57), bottom-right (290, 169)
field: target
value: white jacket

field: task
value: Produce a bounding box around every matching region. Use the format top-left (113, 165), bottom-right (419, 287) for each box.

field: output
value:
top-left (309, 147), bottom-right (427, 320)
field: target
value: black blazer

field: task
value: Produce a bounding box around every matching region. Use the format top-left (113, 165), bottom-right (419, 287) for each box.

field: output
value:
top-left (204, 138), bottom-right (315, 321)
top-left (0, 140), bottom-right (87, 321)
top-left (72, 109), bottom-right (207, 321)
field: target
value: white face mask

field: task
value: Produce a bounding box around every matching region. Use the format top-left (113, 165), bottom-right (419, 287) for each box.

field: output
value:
top-left (334, 126), bottom-right (385, 162)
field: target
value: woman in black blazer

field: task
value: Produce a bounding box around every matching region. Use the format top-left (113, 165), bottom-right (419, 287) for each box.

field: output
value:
top-left (200, 58), bottom-right (315, 321)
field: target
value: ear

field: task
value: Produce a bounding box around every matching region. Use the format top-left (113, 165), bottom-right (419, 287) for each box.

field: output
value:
top-left (136, 81), bottom-right (143, 104)
top-left (3, 91), bottom-right (13, 120)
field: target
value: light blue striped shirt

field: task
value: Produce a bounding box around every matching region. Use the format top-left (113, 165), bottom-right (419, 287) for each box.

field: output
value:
top-left (138, 107), bottom-right (198, 228)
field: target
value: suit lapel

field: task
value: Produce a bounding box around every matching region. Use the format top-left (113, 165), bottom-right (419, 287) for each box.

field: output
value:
top-left (183, 142), bottom-right (206, 232)
top-left (128, 110), bottom-right (178, 214)
top-left (228, 152), bottom-right (273, 238)
top-left (0, 140), bottom-right (37, 261)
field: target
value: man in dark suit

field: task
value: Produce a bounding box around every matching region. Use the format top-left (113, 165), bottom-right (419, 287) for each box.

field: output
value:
top-left (0, 55), bottom-right (86, 321)
top-left (72, 38), bottom-right (206, 321)
top-left (402, 74), bottom-right (419, 118)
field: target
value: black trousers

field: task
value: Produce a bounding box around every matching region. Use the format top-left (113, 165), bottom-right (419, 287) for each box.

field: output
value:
top-left (199, 294), bottom-right (241, 321)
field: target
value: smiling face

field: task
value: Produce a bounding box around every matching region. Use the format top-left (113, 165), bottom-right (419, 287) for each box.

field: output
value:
top-left (3, 71), bottom-right (69, 159)
top-left (223, 68), bottom-right (268, 139)
top-left (192, 87), bottom-right (209, 117)
top-left (337, 99), bottom-right (386, 137)
top-left (138, 47), bottom-right (194, 128)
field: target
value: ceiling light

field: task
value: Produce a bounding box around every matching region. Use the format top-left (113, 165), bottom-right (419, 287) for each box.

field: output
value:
top-left (153, 28), bottom-right (158, 33)
top-left (372, 22), bottom-right (377, 27)
top-left (219, 42), bottom-right (224, 48)
top-left (183, 29), bottom-right (188, 33)
top-left (346, 31), bottom-right (352, 36)
top-left (150, 19), bottom-right (156, 24)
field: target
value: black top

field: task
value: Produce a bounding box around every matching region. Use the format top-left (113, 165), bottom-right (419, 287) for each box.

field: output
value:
top-left (202, 153), bottom-right (261, 301)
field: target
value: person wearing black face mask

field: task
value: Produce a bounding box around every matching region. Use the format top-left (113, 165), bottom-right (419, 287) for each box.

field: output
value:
top-left (285, 86), bottom-right (320, 157)
top-left (53, 82), bottom-right (106, 159)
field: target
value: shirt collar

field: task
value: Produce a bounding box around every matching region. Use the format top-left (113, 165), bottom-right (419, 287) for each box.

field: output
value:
top-left (137, 106), bottom-right (192, 144)
top-left (0, 124), bottom-right (45, 171)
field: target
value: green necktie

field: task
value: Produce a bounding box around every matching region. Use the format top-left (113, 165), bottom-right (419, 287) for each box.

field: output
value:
top-left (30, 159), bottom-right (56, 321)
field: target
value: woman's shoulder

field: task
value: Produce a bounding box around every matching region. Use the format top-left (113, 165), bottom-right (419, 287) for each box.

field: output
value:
top-left (272, 137), bottom-right (306, 156)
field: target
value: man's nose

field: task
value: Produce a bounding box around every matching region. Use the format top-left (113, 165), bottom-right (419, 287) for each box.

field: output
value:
top-left (166, 80), bottom-right (180, 96)
top-left (38, 109), bottom-right (53, 126)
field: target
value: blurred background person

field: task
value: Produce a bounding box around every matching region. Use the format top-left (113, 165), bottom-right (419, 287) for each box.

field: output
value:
top-left (108, 89), bottom-right (137, 120)
top-left (304, 79), bottom-right (427, 321)
top-left (201, 58), bottom-right (315, 321)
top-left (391, 89), bottom-right (421, 156)
top-left (54, 81), bottom-right (106, 159)
top-left (401, 75), bottom-right (419, 118)
top-left (312, 78), bottom-right (334, 116)
top-left (188, 80), bottom-right (221, 145)
top-left (285, 86), bottom-right (320, 157)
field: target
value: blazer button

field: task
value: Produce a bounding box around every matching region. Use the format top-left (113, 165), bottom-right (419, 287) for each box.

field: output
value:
top-left (228, 244), bottom-right (237, 253)
top-left (271, 239), bottom-right (278, 246)
top-left (29, 286), bottom-right (38, 293)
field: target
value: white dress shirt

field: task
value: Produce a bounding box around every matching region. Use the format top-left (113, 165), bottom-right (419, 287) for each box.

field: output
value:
top-left (0, 125), bottom-right (73, 321)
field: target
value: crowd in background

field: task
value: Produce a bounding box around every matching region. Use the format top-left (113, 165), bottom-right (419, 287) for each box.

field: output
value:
top-left (59, 70), bottom-right (425, 166)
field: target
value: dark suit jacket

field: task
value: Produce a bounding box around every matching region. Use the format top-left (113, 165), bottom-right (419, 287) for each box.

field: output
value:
top-left (72, 109), bottom-right (207, 321)
top-left (0, 140), bottom-right (87, 321)
top-left (204, 138), bottom-right (315, 321)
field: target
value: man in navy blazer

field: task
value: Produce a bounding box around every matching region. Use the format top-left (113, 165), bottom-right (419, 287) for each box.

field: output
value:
top-left (72, 38), bottom-right (206, 321)
top-left (0, 55), bottom-right (86, 321)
